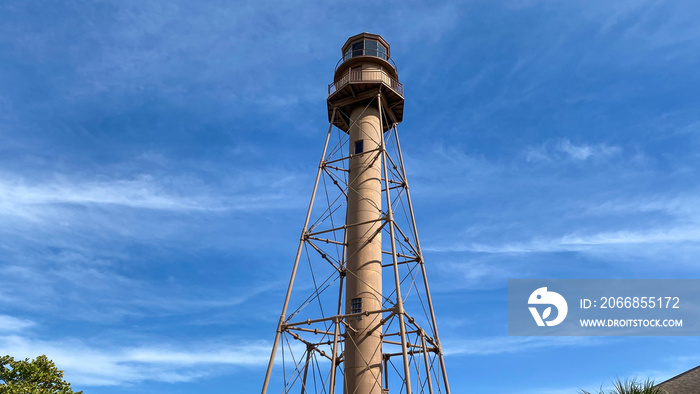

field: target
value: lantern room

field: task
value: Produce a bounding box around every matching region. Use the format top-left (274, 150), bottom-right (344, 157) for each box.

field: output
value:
top-left (328, 32), bottom-right (404, 132)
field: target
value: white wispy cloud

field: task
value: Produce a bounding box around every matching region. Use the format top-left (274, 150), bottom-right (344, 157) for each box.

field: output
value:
top-left (426, 193), bottom-right (700, 261)
top-left (0, 248), bottom-right (279, 323)
top-left (0, 315), bottom-right (36, 333)
top-left (0, 333), bottom-right (270, 386)
top-left (427, 227), bottom-right (700, 254)
top-left (583, 195), bottom-right (700, 221)
top-left (561, 228), bottom-right (700, 246)
top-left (443, 335), bottom-right (603, 356)
top-left (557, 139), bottom-right (611, 160)
top-left (431, 259), bottom-right (513, 291)
top-left (0, 168), bottom-right (306, 226)
top-left (525, 139), bottom-right (621, 162)
top-left (0, 174), bottom-right (225, 221)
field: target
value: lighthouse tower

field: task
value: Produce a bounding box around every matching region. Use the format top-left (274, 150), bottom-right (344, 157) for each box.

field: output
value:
top-left (261, 33), bottom-right (450, 394)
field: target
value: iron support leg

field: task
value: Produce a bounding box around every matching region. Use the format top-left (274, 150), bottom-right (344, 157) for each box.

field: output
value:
top-left (261, 108), bottom-right (337, 394)
top-left (378, 94), bottom-right (412, 394)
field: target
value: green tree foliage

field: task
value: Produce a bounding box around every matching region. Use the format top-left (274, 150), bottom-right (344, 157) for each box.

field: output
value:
top-left (0, 355), bottom-right (82, 394)
top-left (580, 378), bottom-right (666, 394)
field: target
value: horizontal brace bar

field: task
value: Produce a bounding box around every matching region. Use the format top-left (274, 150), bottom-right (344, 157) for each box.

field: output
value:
top-left (285, 326), bottom-right (335, 336)
top-left (324, 165), bottom-right (348, 172)
top-left (307, 217), bottom-right (385, 237)
top-left (306, 236), bottom-right (346, 247)
top-left (323, 147), bottom-right (381, 166)
top-left (286, 330), bottom-right (338, 348)
top-left (383, 348), bottom-right (437, 358)
top-left (380, 251), bottom-right (416, 259)
top-left (381, 258), bottom-right (419, 268)
top-left (323, 156), bottom-right (350, 166)
top-left (382, 185), bottom-right (404, 193)
top-left (285, 308), bottom-right (394, 328)
top-left (382, 329), bottom-right (420, 338)
top-left (381, 339), bottom-right (424, 348)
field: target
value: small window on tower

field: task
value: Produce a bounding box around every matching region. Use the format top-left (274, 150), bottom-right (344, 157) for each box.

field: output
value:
top-left (355, 140), bottom-right (364, 154)
top-left (351, 298), bottom-right (362, 314)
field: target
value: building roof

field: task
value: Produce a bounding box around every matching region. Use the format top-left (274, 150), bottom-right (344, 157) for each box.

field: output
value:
top-left (657, 364), bottom-right (700, 394)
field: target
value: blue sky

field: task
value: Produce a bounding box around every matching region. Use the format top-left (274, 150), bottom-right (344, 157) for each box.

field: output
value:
top-left (1, 0), bottom-right (700, 392)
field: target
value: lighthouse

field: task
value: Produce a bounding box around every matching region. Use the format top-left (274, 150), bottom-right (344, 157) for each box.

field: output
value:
top-left (331, 33), bottom-right (404, 394)
top-left (262, 33), bottom-right (449, 394)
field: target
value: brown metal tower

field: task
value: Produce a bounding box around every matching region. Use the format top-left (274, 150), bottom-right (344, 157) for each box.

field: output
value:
top-left (261, 32), bottom-right (450, 394)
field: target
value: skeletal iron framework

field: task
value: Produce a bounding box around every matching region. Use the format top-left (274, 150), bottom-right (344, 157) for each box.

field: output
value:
top-left (262, 34), bottom-right (450, 394)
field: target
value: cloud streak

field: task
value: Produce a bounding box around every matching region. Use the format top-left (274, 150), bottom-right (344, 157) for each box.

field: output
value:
top-left (430, 227), bottom-right (700, 253)
top-left (0, 174), bottom-right (225, 220)
top-left (0, 332), bottom-right (270, 386)
top-left (444, 335), bottom-right (603, 356)
top-left (0, 167), bottom-right (307, 227)
top-left (525, 139), bottom-right (621, 162)
top-left (0, 315), bottom-right (36, 333)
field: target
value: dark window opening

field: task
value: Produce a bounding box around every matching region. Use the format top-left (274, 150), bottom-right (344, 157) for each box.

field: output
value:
top-left (378, 44), bottom-right (387, 59)
top-left (351, 298), bottom-right (362, 314)
top-left (365, 40), bottom-right (378, 57)
top-left (354, 140), bottom-right (364, 154)
top-left (351, 41), bottom-right (364, 58)
top-left (345, 39), bottom-right (388, 61)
